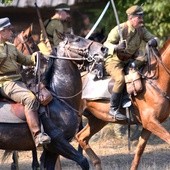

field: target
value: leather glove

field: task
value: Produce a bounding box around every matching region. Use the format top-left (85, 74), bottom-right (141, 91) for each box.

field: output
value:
top-left (148, 39), bottom-right (157, 47)
top-left (115, 41), bottom-right (126, 52)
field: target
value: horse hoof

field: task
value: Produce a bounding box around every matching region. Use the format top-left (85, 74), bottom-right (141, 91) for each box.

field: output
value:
top-left (11, 163), bottom-right (17, 170)
top-left (80, 157), bottom-right (90, 170)
top-left (95, 164), bottom-right (102, 170)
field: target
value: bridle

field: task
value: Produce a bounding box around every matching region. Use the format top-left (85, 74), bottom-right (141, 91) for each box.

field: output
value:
top-left (49, 39), bottom-right (100, 63)
top-left (15, 33), bottom-right (34, 54)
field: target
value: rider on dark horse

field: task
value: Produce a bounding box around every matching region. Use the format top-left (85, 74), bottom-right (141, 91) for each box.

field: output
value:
top-left (43, 3), bottom-right (72, 46)
top-left (104, 5), bottom-right (158, 121)
top-left (0, 17), bottom-right (51, 147)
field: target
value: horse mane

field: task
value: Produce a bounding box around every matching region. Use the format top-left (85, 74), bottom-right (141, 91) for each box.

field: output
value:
top-left (159, 38), bottom-right (170, 55)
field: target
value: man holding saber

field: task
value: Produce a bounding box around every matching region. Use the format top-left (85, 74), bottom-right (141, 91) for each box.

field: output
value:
top-left (104, 5), bottom-right (158, 121)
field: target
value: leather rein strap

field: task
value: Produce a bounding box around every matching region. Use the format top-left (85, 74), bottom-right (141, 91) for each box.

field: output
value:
top-left (140, 46), bottom-right (170, 101)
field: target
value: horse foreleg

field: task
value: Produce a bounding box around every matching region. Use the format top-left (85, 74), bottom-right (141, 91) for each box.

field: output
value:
top-left (55, 156), bottom-right (61, 170)
top-left (76, 113), bottom-right (107, 170)
top-left (40, 113), bottom-right (89, 170)
top-left (11, 151), bottom-right (19, 170)
top-left (144, 118), bottom-right (170, 144)
top-left (31, 149), bottom-right (40, 170)
top-left (40, 150), bottom-right (58, 170)
top-left (77, 119), bottom-right (84, 154)
top-left (131, 128), bottom-right (151, 170)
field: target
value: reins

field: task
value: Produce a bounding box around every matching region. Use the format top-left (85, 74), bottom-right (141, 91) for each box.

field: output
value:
top-left (48, 40), bottom-right (95, 62)
top-left (139, 46), bottom-right (170, 101)
top-left (43, 40), bottom-right (94, 113)
top-left (151, 46), bottom-right (170, 76)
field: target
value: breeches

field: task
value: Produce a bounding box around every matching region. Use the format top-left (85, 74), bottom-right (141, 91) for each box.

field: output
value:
top-left (0, 81), bottom-right (38, 111)
top-left (105, 61), bottom-right (125, 93)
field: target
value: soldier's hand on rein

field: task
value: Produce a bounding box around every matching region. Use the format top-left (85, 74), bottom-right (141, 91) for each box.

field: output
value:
top-left (115, 40), bottom-right (126, 52)
top-left (148, 38), bottom-right (157, 47)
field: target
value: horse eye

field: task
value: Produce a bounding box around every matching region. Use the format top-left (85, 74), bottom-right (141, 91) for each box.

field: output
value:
top-left (75, 38), bottom-right (80, 42)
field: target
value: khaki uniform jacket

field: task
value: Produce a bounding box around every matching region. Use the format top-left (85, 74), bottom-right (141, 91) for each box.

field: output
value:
top-left (0, 42), bottom-right (35, 86)
top-left (44, 18), bottom-right (72, 46)
top-left (104, 21), bottom-right (154, 64)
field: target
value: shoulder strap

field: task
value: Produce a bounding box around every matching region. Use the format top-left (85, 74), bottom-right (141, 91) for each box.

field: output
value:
top-left (44, 19), bottom-right (51, 28)
top-left (122, 22), bottom-right (128, 39)
top-left (0, 44), bottom-right (9, 69)
top-left (123, 22), bottom-right (143, 40)
top-left (44, 19), bottom-right (53, 39)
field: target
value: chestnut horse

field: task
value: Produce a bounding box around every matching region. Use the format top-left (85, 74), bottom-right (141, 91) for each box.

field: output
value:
top-left (14, 24), bottom-right (39, 55)
top-left (76, 39), bottom-right (170, 170)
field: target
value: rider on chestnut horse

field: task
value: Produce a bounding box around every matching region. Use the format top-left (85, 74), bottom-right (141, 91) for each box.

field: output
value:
top-left (104, 5), bottom-right (158, 121)
top-left (0, 17), bottom-right (51, 147)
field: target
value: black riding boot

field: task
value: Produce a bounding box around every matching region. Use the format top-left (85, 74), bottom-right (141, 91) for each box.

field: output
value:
top-left (109, 92), bottom-right (127, 120)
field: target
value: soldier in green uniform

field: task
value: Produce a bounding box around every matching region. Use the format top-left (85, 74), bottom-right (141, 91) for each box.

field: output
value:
top-left (43, 3), bottom-right (73, 47)
top-left (104, 5), bottom-right (158, 121)
top-left (0, 17), bottom-right (51, 147)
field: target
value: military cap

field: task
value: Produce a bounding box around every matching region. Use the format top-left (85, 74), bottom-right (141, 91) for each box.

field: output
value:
top-left (0, 17), bottom-right (11, 31)
top-left (126, 5), bottom-right (143, 16)
top-left (55, 3), bottom-right (70, 11)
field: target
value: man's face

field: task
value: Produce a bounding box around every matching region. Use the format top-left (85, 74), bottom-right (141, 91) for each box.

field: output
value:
top-left (59, 10), bottom-right (71, 22)
top-left (0, 27), bottom-right (13, 41)
top-left (130, 15), bottom-right (144, 28)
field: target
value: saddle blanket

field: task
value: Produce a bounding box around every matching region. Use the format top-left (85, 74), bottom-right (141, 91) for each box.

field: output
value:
top-left (0, 101), bottom-right (25, 123)
top-left (82, 73), bottom-right (111, 100)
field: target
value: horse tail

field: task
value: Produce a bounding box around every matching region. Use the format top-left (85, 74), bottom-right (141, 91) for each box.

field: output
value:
top-left (2, 150), bottom-right (13, 162)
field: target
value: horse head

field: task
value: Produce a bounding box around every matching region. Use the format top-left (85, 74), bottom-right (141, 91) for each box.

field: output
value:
top-left (14, 24), bottom-right (39, 55)
top-left (44, 33), bottom-right (108, 97)
top-left (54, 33), bottom-right (108, 67)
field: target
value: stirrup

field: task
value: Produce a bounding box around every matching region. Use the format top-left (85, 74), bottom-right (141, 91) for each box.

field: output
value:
top-left (109, 109), bottom-right (127, 121)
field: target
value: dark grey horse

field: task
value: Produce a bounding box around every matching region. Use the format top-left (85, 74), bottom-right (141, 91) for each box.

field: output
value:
top-left (0, 33), bottom-right (108, 170)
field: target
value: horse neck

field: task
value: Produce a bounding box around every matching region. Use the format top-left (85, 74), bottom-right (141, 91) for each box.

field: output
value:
top-left (50, 59), bottom-right (82, 109)
top-left (14, 37), bottom-right (30, 55)
top-left (160, 39), bottom-right (170, 55)
top-left (160, 40), bottom-right (170, 66)
top-left (157, 40), bottom-right (170, 91)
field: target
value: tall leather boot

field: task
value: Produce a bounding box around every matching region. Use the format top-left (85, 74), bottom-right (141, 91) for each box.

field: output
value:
top-left (109, 92), bottom-right (127, 120)
top-left (25, 110), bottom-right (51, 147)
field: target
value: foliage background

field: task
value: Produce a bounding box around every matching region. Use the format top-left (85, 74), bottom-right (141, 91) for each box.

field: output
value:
top-left (1, 0), bottom-right (170, 44)
top-left (78, 0), bottom-right (170, 44)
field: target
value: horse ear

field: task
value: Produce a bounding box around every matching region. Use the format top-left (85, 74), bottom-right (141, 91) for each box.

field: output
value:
top-left (24, 24), bottom-right (33, 37)
top-left (55, 30), bottom-right (65, 40)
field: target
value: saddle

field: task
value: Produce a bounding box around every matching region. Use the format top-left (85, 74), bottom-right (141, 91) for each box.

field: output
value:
top-left (82, 62), bottom-right (143, 100)
top-left (0, 98), bottom-right (26, 123)
top-left (0, 81), bottom-right (53, 124)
